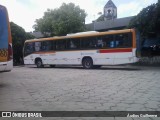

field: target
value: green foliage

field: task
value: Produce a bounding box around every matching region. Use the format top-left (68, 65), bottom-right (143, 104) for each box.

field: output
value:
top-left (156, 0), bottom-right (160, 34)
top-left (25, 32), bottom-right (35, 40)
top-left (10, 22), bottom-right (35, 64)
top-left (10, 22), bottom-right (26, 46)
top-left (128, 0), bottom-right (160, 37)
top-left (33, 3), bottom-right (87, 36)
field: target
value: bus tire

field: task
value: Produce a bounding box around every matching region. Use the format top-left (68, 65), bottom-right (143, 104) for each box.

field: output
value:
top-left (82, 57), bottom-right (93, 69)
top-left (35, 59), bottom-right (44, 68)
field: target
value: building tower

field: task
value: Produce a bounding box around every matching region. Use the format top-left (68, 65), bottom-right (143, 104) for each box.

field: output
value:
top-left (104, 0), bottom-right (117, 20)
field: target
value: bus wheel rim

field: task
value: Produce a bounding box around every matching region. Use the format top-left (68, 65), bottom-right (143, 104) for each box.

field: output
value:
top-left (37, 61), bottom-right (42, 67)
top-left (85, 61), bottom-right (91, 68)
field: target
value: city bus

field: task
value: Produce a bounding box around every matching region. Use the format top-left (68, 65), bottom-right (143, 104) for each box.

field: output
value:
top-left (0, 5), bottom-right (13, 72)
top-left (23, 29), bottom-right (139, 69)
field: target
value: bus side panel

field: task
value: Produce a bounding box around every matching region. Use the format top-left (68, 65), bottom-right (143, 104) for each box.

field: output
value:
top-left (4, 60), bottom-right (13, 71)
top-left (132, 48), bottom-right (139, 62)
top-left (0, 60), bottom-right (13, 72)
top-left (46, 54), bottom-right (56, 65)
top-left (0, 5), bottom-right (12, 71)
top-left (40, 53), bottom-right (56, 65)
top-left (79, 50), bottom-right (114, 65)
top-left (54, 51), bottom-right (81, 65)
top-left (24, 49), bottom-right (139, 66)
top-left (24, 51), bottom-right (82, 65)
top-left (114, 52), bottom-right (133, 64)
top-left (0, 5), bottom-right (8, 63)
top-left (114, 49), bottom-right (139, 65)
top-left (24, 55), bottom-right (34, 64)
top-left (0, 62), bottom-right (6, 71)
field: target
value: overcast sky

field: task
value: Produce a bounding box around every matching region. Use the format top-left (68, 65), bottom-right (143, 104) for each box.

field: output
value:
top-left (0, 0), bottom-right (158, 32)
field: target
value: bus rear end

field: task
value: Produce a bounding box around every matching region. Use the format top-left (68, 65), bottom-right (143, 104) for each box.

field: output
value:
top-left (0, 5), bottom-right (13, 72)
top-left (130, 29), bottom-right (140, 63)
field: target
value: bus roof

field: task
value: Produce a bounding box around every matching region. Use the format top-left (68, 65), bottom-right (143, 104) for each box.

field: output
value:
top-left (25, 29), bottom-right (135, 43)
top-left (67, 31), bottom-right (99, 36)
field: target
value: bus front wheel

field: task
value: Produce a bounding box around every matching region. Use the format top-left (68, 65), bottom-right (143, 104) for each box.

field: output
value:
top-left (82, 58), bottom-right (93, 69)
top-left (36, 59), bottom-right (44, 68)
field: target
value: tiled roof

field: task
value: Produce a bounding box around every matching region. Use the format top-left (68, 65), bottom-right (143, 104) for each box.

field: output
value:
top-left (86, 16), bottom-right (134, 31)
top-left (30, 31), bottom-right (44, 38)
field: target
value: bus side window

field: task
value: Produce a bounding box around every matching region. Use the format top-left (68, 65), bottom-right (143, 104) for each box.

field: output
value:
top-left (101, 35), bottom-right (114, 48)
top-left (40, 41), bottom-right (53, 51)
top-left (115, 33), bottom-right (131, 48)
top-left (41, 41), bottom-right (47, 51)
top-left (81, 37), bottom-right (97, 49)
top-left (51, 41), bottom-right (56, 50)
top-left (56, 40), bottom-right (66, 50)
top-left (115, 34), bottom-right (123, 48)
top-left (67, 39), bottom-right (80, 49)
top-left (25, 42), bottom-right (35, 55)
top-left (96, 37), bottom-right (104, 48)
top-left (46, 41), bottom-right (52, 50)
top-left (35, 42), bottom-right (41, 52)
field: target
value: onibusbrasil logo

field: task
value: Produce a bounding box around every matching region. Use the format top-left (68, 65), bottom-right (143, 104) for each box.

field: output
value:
top-left (1, 112), bottom-right (42, 118)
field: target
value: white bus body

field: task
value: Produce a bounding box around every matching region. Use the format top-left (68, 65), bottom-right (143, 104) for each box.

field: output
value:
top-left (24, 29), bottom-right (139, 69)
top-left (24, 49), bottom-right (138, 65)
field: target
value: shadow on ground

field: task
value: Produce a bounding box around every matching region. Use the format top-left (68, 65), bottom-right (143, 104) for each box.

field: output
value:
top-left (27, 65), bottom-right (141, 71)
top-left (0, 83), bottom-right (9, 89)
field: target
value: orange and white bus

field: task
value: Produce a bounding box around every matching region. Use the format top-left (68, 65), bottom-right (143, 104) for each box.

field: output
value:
top-left (23, 29), bottom-right (139, 69)
top-left (0, 5), bottom-right (13, 72)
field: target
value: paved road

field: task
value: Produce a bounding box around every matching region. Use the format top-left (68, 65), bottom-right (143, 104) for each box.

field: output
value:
top-left (0, 65), bottom-right (160, 120)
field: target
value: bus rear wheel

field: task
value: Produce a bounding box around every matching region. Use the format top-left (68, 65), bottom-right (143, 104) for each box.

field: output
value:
top-left (82, 58), bottom-right (93, 69)
top-left (36, 59), bottom-right (44, 68)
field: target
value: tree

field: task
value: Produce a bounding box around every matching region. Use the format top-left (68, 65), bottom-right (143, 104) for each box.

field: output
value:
top-left (33, 3), bottom-right (87, 36)
top-left (10, 22), bottom-right (34, 65)
top-left (155, 0), bottom-right (160, 34)
top-left (128, 0), bottom-right (160, 37)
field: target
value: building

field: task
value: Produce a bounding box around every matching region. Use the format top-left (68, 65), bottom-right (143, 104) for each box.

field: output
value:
top-left (86, 0), bottom-right (134, 31)
top-left (29, 31), bottom-right (51, 39)
top-left (29, 31), bottom-right (44, 38)
top-left (86, 16), bottom-right (134, 32)
top-left (104, 0), bottom-right (117, 20)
